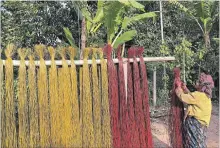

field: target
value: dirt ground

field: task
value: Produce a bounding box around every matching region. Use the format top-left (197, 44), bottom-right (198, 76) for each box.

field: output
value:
top-left (151, 103), bottom-right (219, 148)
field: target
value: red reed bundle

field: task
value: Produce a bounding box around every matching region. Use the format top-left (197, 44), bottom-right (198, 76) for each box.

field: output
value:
top-left (131, 47), bottom-right (146, 148)
top-left (117, 46), bottom-right (131, 147)
top-left (137, 47), bottom-right (153, 148)
top-left (169, 67), bottom-right (184, 148)
top-left (127, 48), bottom-right (140, 148)
top-left (103, 44), bottom-right (120, 148)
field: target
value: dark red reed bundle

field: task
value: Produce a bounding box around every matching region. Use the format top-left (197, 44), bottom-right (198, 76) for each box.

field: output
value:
top-left (131, 47), bottom-right (146, 148)
top-left (127, 48), bottom-right (140, 148)
top-left (117, 46), bottom-right (131, 147)
top-left (137, 47), bottom-right (153, 148)
top-left (169, 67), bottom-right (184, 148)
top-left (103, 44), bottom-right (120, 148)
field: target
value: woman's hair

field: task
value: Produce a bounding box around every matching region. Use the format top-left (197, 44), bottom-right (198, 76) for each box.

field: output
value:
top-left (198, 73), bottom-right (214, 98)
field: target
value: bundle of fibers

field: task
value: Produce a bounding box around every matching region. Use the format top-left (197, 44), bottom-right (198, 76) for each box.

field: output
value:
top-left (0, 48), bottom-right (6, 148)
top-left (48, 47), bottom-right (61, 147)
top-left (17, 48), bottom-right (29, 147)
top-left (169, 67), bottom-right (184, 148)
top-left (98, 48), bottom-right (112, 147)
top-left (35, 44), bottom-right (51, 147)
top-left (103, 44), bottom-right (120, 148)
top-left (91, 48), bottom-right (102, 147)
top-left (28, 54), bottom-right (40, 148)
top-left (131, 47), bottom-right (146, 148)
top-left (127, 48), bottom-right (140, 148)
top-left (68, 46), bottom-right (82, 147)
top-left (117, 46), bottom-right (131, 147)
top-left (82, 48), bottom-right (95, 147)
top-left (4, 44), bottom-right (17, 148)
top-left (137, 47), bottom-right (153, 147)
top-left (59, 47), bottom-right (75, 147)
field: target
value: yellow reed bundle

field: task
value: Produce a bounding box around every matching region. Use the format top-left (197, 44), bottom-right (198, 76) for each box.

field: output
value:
top-left (67, 46), bottom-right (82, 147)
top-left (98, 49), bottom-right (112, 147)
top-left (0, 48), bottom-right (6, 148)
top-left (35, 44), bottom-right (51, 147)
top-left (4, 44), bottom-right (17, 148)
top-left (28, 54), bottom-right (40, 148)
top-left (59, 47), bottom-right (74, 147)
top-left (79, 66), bottom-right (83, 131)
top-left (82, 48), bottom-right (95, 147)
top-left (91, 48), bottom-right (102, 147)
top-left (17, 48), bottom-right (29, 147)
top-left (48, 47), bottom-right (61, 147)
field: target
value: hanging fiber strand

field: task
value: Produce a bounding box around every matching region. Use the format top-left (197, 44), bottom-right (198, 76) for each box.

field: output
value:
top-left (127, 48), bottom-right (140, 148)
top-left (98, 49), bottom-right (112, 147)
top-left (103, 44), bottom-right (121, 148)
top-left (131, 47), bottom-right (147, 148)
top-left (57, 68), bottom-right (64, 145)
top-left (59, 47), bottom-right (74, 147)
top-left (17, 48), bottom-right (29, 148)
top-left (4, 44), bottom-right (17, 148)
top-left (82, 48), bottom-right (95, 147)
top-left (137, 47), bottom-right (153, 147)
top-left (117, 46), bottom-right (131, 147)
top-left (0, 48), bottom-right (6, 148)
top-left (91, 48), bottom-right (102, 147)
top-left (48, 47), bottom-right (61, 147)
top-left (28, 54), bottom-right (40, 148)
top-left (35, 44), bottom-right (51, 147)
top-left (68, 46), bottom-right (82, 147)
top-left (169, 67), bottom-right (184, 148)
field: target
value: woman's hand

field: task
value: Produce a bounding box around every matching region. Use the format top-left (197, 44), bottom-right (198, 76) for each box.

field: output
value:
top-left (182, 83), bottom-right (190, 93)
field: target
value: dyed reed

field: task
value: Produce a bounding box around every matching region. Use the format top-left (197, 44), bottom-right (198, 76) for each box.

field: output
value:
top-left (4, 44), bottom-right (17, 148)
top-left (169, 67), bottom-right (184, 148)
top-left (48, 47), bottom-right (61, 147)
top-left (68, 46), bottom-right (82, 147)
top-left (59, 47), bottom-right (74, 147)
top-left (0, 48), bottom-right (6, 148)
top-left (117, 47), bottom-right (131, 147)
top-left (127, 48), bottom-right (140, 147)
top-left (131, 47), bottom-right (146, 147)
top-left (17, 48), bottom-right (29, 147)
top-left (103, 44), bottom-right (120, 148)
top-left (28, 54), bottom-right (40, 148)
top-left (91, 48), bottom-right (102, 147)
top-left (35, 44), bottom-right (51, 147)
top-left (98, 49), bottom-right (112, 147)
top-left (82, 48), bottom-right (94, 147)
top-left (137, 47), bottom-right (153, 147)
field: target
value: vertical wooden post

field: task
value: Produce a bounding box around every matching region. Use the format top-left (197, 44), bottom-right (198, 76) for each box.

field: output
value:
top-left (153, 67), bottom-right (157, 106)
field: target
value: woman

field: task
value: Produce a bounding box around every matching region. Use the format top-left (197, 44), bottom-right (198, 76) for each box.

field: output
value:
top-left (175, 73), bottom-right (214, 148)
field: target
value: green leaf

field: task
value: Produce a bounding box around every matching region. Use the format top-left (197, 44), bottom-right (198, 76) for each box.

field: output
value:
top-left (118, 0), bottom-right (130, 5)
top-left (128, 0), bottom-right (145, 11)
top-left (113, 30), bottom-right (137, 48)
top-left (81, 8), bottom-right (93, 22)
top-left (93, 0), bottom-right (104, 23)
top-left (104, 1), bottom-right (124, 43)
top-left (63, 27), bottom-right (78, 49)
top-left (122, 12), bottom-right (157, 29)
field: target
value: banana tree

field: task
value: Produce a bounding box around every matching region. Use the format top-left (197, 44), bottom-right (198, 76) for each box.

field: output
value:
top-left (64, 0), bottom-right (156, 57)
top-left (169, 0), bottom-right (219, 47)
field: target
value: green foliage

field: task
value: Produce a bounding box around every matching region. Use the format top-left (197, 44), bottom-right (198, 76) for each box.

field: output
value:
top-left (113, 30), bottom-right (137, 49)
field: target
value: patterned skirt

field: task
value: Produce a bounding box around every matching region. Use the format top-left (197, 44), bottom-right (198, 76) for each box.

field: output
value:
top-left (183, 116), bottom-right (207, 148)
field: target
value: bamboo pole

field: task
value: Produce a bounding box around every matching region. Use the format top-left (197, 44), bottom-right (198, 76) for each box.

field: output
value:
top-left (1, 57), bottom-right (175, 66)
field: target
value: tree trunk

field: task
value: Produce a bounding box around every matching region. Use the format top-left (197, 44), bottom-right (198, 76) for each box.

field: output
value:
top-left (80, 17), bottom-right (86, 60)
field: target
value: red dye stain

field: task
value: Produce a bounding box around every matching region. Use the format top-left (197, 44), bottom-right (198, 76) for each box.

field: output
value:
top-left (103, 44), bottom-right (121, 148)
